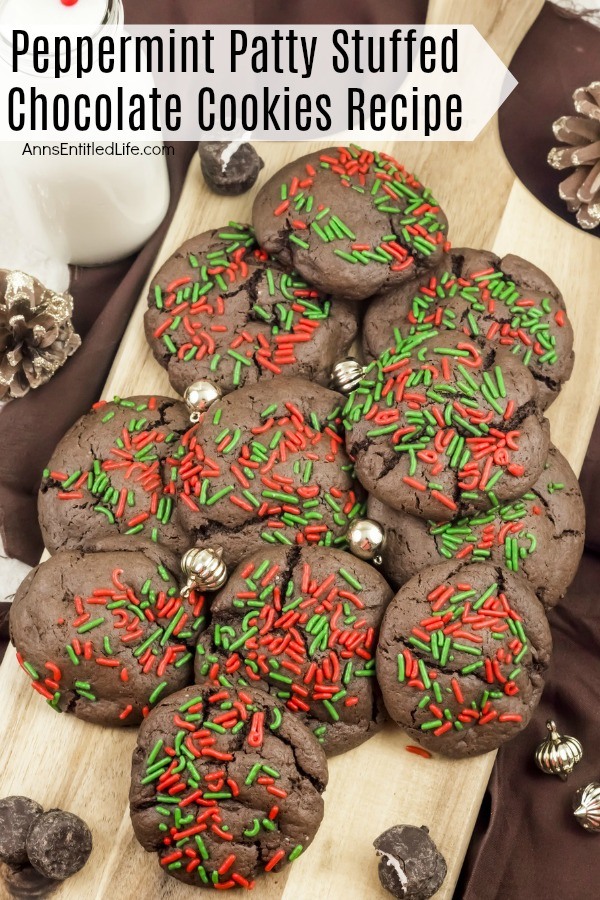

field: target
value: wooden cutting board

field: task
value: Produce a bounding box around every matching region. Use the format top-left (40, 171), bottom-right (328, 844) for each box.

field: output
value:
top-left (2, 1), bottom-right (599, 897)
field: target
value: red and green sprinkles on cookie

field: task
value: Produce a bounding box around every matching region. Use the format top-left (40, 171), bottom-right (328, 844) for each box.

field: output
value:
top-left (428, 492), bottom-right (545, 570)
top-left (170, 400), bottom-right (365, 549)
top-left (400, 267), bottom-right (564, 366)
top-left (399, 576), bottom-right (528, 736)
top-left (151, 223), bottom-right (335, 385)
top-left (42, 396), bottom-right (180, 543)
top-left (274, 145), bottom-right (448, 267)
top-left (344, 335), bottom-right (528, 512)
top-left (196, 557), bottom-right (375, 745)
top-left (142, 690), bottom-right (305, 887)
top-left (16, 564), bottom-right (205, 720)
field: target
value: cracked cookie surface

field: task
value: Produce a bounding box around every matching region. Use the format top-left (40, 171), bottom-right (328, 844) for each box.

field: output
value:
top-left (145, 224), bottom-right (358, 397)
top-left (130, 684), bottom-right (328, 889)
top-left (344, 330), bottom-right (550, 521)
top-left (253, 146), bottom-right (449, 302)
top-left (376, 559), bottom-right (552, 758)
top-left (363, 248), bottom-right (574, 409)
top-left (169, 377), bottom-right (366, 568)
top-left (10, 540), bottom-right (204, 726)
top-left (368, 444), bottom-right (585, 608)
top-left (38, 395), bottom-right (190, 553)
top-left (194, 545), bottom-right (393, 755)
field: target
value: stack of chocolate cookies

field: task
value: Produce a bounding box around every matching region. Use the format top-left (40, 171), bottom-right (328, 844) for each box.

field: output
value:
top-left (9, 146), bottom-right (584, 891)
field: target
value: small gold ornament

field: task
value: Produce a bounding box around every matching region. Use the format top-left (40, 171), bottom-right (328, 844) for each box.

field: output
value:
top-left (347, 518), bottom-right (385, 565)
top-left (534, 720), bottom-right (583, 780)
top-left (331, 358), bottom-right (365, 395)
top-left (183, 380), bottom-right (222, 423)
top-left (573, 782), bottom-right (600, 832)
top-left (181, 547), bottom-right (227, 596)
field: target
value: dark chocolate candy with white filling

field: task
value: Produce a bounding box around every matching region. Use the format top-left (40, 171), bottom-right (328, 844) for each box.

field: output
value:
top-left (363, 248), bottom-right (574, 409)
top-left (344, 329), bottom-right (550, 522)
top-left (368, 443), bottom-right (585, 608)
top-left (10, 540), bottom-right (206, 726)
top-left (168, 377), bottom-right (367, 569)
top-left (130, 684), bottom-right (328, 889)
top-left (252, 146), bottom-right (450, 302)
top-left (38, 395), bottom-right (190, 554)
top-left (145, 224), bottom-right (358, 397)
top-left (26, 811), bottom-right (91, 881)
top-left (194, 545), bottom-right (393, 755)
top-left (374, 825), bottom-right (447, 900)
top-left (0, 797), bottom-right (43, 867)
top-left (376, 560), bottom-right (552, 758)
top-left (198, 142), bottom-right (264, 195)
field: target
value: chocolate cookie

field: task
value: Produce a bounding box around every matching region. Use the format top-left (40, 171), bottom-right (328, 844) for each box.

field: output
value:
top-left (198, 142), bottom-right (264, 195)
top-left (344, 330), bottom-right (550, 521)
top-left (0, 797), bottom-right (43, 867)
top-left (38, 395), bottom-right (190, 553)
top-left (376, 560), bottom-right (552, 757)
top-left (145, 223), bottom-right (357, 397)
top-left (374, 824), bottom-right (447, 900)
top-left (194, 545), bottom-right (392, 755)
top-left (11, 541), bottom-right (205, 726)
top-left (130, 684), bottom-right (328, 889)
top-left (363, 248), bottom-right (574, 409)
top-left (368, 444), bottom-right (585, 608)
top-left (26, 811), bottom-right (92, 881)
top-left (253, 146), bottom-right (449, 302)
top-left (170, 377), bottom-right (366, 568)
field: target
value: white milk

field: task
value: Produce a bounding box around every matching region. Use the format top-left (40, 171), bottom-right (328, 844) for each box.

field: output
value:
top-left (0, 0), bottom-right (171, 266)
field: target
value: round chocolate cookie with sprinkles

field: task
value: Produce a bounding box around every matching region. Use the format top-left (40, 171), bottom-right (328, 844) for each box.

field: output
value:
top-left (130, 684), bottom-right (328, 889)
top-left (363, 248), bottom-right (574, 409)
top-left (194, 545), bottom-right (392, 755)
top-left (252, 146), bottom-right (449, 302)
top-left (38, 395), bottom-right (190, 554)
top-left (376, 560), bottom-right (552, 758)
top-left (145, 224), bottom-right (358, 398)
top-left (169, 377), bottom-right (366, 568)
top-left (344, 330), bottom-right (550, 522)
top-left (368, 443), bottom-right (585, 608)
top-left (10, 541), bottom-right (206, 726)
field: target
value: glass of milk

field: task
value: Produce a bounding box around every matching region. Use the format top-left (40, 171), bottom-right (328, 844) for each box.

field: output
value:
top-left (0, 0), bottom-right (171, 266)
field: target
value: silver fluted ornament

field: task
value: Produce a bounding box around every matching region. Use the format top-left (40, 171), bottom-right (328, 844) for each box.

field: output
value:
top-left (331, 358), bottom-right (365, 395)
top-left (181, 547), bottom-right (227, 596)
top-left (534, 720), bottom-right (583, 780)
top-left (184, 379), bottom-right (222, 423)
top-left (573, 782), bottom-right (600, 832)
top-left (347, 518), bottom-right (385, 565)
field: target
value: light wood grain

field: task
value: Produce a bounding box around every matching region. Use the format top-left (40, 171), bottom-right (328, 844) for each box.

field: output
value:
top-left (2, 2), bottom-right (599, 898)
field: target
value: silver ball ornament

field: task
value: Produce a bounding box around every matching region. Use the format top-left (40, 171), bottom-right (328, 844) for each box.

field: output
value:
top-left (573, 782), bottom-right (600, 832)
top-left (347, 518), bottom-right (385, 564)
top-left (184, 380), bottom-right (222, 423)
top-left (534, 720), bottom-right (583, 780)
top-left (331, 358), bottom-right (365, 395)
top-left (181, 546), bottom-right (227, 596)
